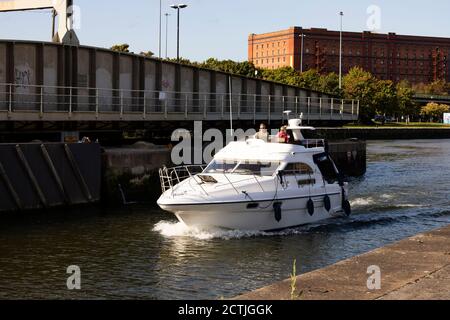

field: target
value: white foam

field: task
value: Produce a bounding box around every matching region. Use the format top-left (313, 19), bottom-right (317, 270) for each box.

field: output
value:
top-left (350, 197), bottom-right (376, 207)
top-left (396, 204), bottom-right (425, 208)
top-left (153, 221), bottom-right (306, 240)
top-left (153, 221), bottom-right (269, 240)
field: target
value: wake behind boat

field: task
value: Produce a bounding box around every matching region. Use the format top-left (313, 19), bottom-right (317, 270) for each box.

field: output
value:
top-left (157, 119), bottom-right (351, 231)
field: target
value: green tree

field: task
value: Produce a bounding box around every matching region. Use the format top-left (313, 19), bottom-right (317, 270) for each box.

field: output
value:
top-left (298, 69), bottom-right (321, 91)
top-left (425, 80), bottom-right (449, 95)
top-left (397, 81), bottom-right (419, 117)
top-left (342, 67), bottom-right (378, 121)
top-left (140, 51), bottom-right (154, 58)
top-left (373, 80), bottom-right (398, 116)
top-left (413, 80), bottom-right (449, 95)
top-left (420, 102), bottom-right (450, 122)
top-left (261, 67), bottom-right (303, 87)
top-left (318, 72), bottom-right (341, 96)
top-left (110, 44), bottom-right (130, 53)
top-left (164, 57), bottom-right (198, 66)
top-left (200, 58), bottom-right (259, 78)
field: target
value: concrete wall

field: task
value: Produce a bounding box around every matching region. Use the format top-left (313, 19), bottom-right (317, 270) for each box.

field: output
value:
top-left (102, 143), bottom-right (172, 204)
top-left (0, 40), bottom-right (338, 113)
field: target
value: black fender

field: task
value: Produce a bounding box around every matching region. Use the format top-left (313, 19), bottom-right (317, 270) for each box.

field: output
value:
top-left (324, 195), bottom-right (331, 212)
top-left (307, 199), bottom-right (315, 216)
top-left (273, 202), bottom-right (282, 222)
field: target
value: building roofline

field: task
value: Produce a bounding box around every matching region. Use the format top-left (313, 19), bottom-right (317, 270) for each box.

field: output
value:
top-left (249, 26), bottom-right (450, 43)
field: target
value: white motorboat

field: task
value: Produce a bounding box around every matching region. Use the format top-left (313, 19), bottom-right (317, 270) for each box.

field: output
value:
top-left (157, 119), bottom-right (351, 231)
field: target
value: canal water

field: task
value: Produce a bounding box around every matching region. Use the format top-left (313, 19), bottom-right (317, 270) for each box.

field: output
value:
top-left (1, 140), bottom-right (450, 300)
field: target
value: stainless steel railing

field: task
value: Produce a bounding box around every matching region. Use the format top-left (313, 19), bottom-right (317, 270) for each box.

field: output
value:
top-left (0, 83), bottom-right (360, 120)
top-left (159, 165), bottom-right (206, 194)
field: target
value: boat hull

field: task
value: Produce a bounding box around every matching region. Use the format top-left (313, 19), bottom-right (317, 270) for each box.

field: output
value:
top-left (159, 193), bottom-right (344, 231)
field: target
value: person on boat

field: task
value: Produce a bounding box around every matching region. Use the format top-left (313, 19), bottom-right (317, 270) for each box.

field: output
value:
top-left (254, 123), bottom-right (269, 142)
top-left (277, 126), bottom-right (289, 143)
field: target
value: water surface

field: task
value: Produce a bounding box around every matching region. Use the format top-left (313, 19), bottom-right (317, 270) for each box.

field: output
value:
top-left (1, 139), bottom-right (450, 299)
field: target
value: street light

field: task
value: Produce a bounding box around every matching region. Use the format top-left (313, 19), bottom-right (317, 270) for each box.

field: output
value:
top-left (165, 13), bottom-right (170, 58)
top-left (158, 0), bottom-right (162, 58)
top-left (300, 33), bottom-right (306, 73)
top-left (339, 11), bottom-right (344, 89)
top-left (170, 4), bottom-right (188, 62)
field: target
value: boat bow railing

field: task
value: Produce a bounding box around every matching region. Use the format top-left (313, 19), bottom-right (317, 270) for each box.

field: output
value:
top-left (159, 164), bottom-right (270, 197)
top-left (159, 165), bottom-right (206, 194)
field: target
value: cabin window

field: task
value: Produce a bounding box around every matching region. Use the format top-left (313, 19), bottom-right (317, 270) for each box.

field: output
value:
top-left (204, 160), bottom-right (238, 174)
top-left (284, 163), bottom-right (314, 175)
top-left (233, 161), bottom-right (280, 176)
top-left (298, 178), bottom-right (316, 186)
top-left (204, 160), bottom-right (280, 176)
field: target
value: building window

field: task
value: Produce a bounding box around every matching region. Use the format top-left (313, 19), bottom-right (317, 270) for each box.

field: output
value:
top-left (256, 53), bottom-right (259, 58)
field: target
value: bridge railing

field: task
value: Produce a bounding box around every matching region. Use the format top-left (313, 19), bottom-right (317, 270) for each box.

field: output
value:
top-left (0, 83), bottom-right (359, 120)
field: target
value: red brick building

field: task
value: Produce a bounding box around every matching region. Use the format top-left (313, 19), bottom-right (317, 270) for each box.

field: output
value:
top-left (248, 27), bottom-right (450, 84)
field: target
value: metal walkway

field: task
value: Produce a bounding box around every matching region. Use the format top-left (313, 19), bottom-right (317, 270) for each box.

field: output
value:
top-left (0, 83), bottom-right (359, 123)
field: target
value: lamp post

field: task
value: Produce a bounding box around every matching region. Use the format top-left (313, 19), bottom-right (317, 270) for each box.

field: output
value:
top-left (339, 11), bottom-right (344, 89)
top-left (300, 33), bottom-right (306, 73)
top-left (170, 4), bottom-right (188, 62)
top-left (165, 13), bottom-right (170, 58)
top-left (158, 0), bottom-right (162, 58)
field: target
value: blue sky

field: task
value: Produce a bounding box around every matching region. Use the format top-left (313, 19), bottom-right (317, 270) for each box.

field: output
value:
top-left (1, 0), bottom-right (450, 61)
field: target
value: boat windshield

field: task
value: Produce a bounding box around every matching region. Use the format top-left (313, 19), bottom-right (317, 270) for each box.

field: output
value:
top-left (204, 160), bottom-right (280, 176)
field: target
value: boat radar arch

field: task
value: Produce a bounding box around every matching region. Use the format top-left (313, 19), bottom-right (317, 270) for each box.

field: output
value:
top-left (287, 119), bottom-right (316, 141)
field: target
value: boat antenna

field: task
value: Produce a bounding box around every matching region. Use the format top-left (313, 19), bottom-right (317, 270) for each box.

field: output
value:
top-left (229, 75), bottom-right (233, 137)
